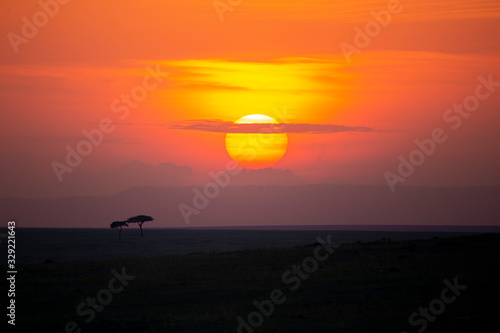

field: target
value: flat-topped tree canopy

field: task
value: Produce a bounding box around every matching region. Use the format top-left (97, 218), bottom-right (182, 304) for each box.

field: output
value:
top-left (110, 221), bottom-right (128, 242)
top-left (127, 215), bottom-right (153, 223)
top-left (127, 215), bottom-right (154, 237)
top-left (110, 221), bottom-right (128, 229)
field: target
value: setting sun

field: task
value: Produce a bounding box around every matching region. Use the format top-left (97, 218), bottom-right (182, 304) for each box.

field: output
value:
top-left (225, 114), bottom-right (288, 169)
top-left (2, 0), bottom-right (500, 331)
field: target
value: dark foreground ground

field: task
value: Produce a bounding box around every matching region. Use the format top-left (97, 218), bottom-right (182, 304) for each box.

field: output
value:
top-left (10, 233), bottom-right (500, 332)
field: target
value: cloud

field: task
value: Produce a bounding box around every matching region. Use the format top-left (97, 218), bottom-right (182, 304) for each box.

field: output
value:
top-left (57, 161), bottom-right (194, 197)
top-left (242, 0), bottom-right (500, 23)
top-left (169, 119), bottom-right (375, 134)
top-left (0, 160), bottom-right (194, 199)
top-left (227, 168), bottom-right (303, 186)
top-left (0, 135), bottom-right (135, 144)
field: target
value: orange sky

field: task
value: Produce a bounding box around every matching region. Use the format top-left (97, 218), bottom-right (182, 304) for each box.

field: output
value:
top-left (0, 0), bottom-right (499, 198)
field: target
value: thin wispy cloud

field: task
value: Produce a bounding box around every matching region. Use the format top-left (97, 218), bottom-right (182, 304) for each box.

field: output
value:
top-left (241, 0), bottom-right (500, 22)
top-left (169, 119), bottom-right (376, 134)
top-left (0, 135), bottom-right (135, 144)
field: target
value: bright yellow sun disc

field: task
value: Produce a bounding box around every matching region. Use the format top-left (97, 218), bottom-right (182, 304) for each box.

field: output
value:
top-left (225, 114), bottom-right (288, 169)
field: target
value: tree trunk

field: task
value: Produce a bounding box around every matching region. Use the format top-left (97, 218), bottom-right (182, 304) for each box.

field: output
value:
top-left (139, 222), bottom-right (143, 237)
top-left (119, 227), bottom-right (122, 242)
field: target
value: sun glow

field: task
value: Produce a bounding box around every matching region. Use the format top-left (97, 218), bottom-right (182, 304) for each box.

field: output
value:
top-left (225, 114), bottom-right (288, 169)
top-left (160, 58), bottom-right (350, 123)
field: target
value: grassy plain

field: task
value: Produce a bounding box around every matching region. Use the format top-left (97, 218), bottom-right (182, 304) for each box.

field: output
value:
top-left (11, 233), bottom-right (500, 332)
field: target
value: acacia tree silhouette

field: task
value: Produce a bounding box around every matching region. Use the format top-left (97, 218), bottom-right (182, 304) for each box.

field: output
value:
top-left (127, 215), bottom-right (154, 237)
top-left (110, 221), bottom-right (128, 242)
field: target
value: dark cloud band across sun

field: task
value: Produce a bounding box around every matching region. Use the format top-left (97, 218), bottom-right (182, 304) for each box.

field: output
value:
top-left (170, 119), bottom-right (376, 134)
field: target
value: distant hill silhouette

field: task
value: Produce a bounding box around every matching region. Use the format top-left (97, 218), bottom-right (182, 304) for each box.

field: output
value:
top-left (1, 185), bottom-right (498, 228)
top-left (0, 185), bottom-right (500, 228)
